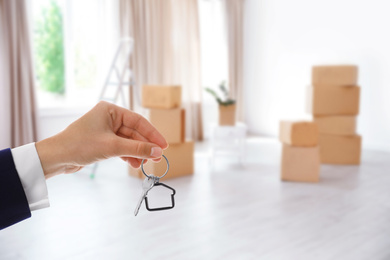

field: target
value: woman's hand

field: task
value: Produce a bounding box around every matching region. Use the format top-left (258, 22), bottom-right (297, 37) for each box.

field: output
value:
top-left (36, 101), bottom-right (168, 179)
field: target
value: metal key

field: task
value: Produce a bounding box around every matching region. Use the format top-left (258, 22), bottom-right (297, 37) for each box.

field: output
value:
top-left (134, 177), bottom-right (155, 216)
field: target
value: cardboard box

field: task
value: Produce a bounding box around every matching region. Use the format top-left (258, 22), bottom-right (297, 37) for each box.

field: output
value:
top-left (219, 104), bottom-right (236, 125)
top-left (318, 134), bottom-right (362, 164)
top-left (142, 85), bottom-right (182, 109)
top-left (281, 144), bottom-right (320, 182)
top-left (149, 108), bottom-right (185, 144)
top-left (279, 121), bottom-right (318, 147)
top-left (129, 141), bottom-right (194, 179)
top-left (314, 116), bottom-right (356, 135)
top-left (312, 65), bottom-right (358, 86)
top-left (309, 85), bottom-right (360, 116)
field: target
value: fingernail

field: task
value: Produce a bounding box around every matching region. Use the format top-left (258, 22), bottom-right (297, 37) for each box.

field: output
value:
top-left (150, 147), bottom-right (162, 158)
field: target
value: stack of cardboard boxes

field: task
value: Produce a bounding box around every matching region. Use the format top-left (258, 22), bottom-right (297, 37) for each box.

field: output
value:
top-left (309, 65), bottom-right (362, 164)
top-left (279, 121), bottom-right (320, 182)
top-left (129, 85), bottom-right (194, 179)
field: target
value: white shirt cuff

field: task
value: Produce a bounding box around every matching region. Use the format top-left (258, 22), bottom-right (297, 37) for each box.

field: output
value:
top-left (11, 143), bottom-right (50, 211)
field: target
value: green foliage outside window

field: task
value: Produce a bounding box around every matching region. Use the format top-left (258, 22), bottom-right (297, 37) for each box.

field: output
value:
top-left (34, 0), bottom-right (65, 94)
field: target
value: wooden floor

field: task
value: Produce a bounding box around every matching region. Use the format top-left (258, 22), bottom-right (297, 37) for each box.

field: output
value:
top-left (1, 137), bottom-right (389, 260)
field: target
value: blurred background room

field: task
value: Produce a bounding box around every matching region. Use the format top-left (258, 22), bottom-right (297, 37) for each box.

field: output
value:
top-left (0, 0), bottom-right (389, 259)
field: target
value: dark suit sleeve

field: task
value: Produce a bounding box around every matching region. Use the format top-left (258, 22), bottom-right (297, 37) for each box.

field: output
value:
top-left (0, 148), bottom-right (31, 230)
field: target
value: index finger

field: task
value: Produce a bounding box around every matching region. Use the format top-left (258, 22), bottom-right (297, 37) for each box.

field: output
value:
top-left (122, 110), bottom-right (168, 149)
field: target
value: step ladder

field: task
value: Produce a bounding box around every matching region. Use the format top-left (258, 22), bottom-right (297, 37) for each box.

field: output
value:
top-left (90, 38), bottom-right (138, 179)
top-left (99, 37), bottom-right (136, 108)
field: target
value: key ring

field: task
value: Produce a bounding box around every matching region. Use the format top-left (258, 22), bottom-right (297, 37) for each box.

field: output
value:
top-left (141, 155), bottom-right (169, 179)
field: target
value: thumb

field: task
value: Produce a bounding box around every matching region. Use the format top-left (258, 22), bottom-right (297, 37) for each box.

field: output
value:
top-left (113, 137), bottom-right (163, 159)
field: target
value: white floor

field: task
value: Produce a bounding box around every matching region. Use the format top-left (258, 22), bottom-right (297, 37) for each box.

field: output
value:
top-left (1, 137), bottom-right (389, 260)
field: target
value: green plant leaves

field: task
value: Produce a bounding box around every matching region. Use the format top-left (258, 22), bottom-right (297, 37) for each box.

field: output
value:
top-left (34, 0), bottom-right (65, 94)
top-left (205, 81), bottom-right (236, 106)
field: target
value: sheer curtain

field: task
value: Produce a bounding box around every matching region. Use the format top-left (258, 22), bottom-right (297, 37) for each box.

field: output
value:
top-left (119, 0), bottom-right (203, 141)
top-left (224, 0), bottom-right (245, 121)
top-left (0, 0), bottom-right (38, 149)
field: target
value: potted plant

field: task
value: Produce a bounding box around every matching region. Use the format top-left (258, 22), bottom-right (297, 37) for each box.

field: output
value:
top-left (205, 81), bottom-right (236, 126)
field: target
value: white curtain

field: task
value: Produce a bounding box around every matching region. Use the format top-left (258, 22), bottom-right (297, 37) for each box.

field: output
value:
top-left (0, 0), bottom-right (38, 149)
top-left (224, 0), bottom-right (245, 121)
top-left (119, 0), bottom-right (203, 141)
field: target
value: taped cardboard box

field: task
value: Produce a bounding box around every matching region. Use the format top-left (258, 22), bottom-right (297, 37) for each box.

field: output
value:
top-left (309, 85), bottom-right (360, 116)
top-left (129, 141), bottom-right (194, 179)
top-left (281, 144), bottom-right (320, 183)
top-left (314, 116), bottom-right (356, 135)
top-left (142, 85), bottom-right (182, 109)
top-left (219, 104), bottom-right (236, 126)
top-left (319, 134), bottom-right (361, 165)
top-left (279, 121), bottom-right (318, 147)
top-left (312, 65), bottom-right (358, 86)
top-left (149, 108), bottom-right (185, 144)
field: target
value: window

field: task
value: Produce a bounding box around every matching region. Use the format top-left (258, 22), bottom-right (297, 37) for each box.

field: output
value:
top-left (32, 0), bottom-right (119, 110)
top-left (33, 0), bottom-right (65, 95)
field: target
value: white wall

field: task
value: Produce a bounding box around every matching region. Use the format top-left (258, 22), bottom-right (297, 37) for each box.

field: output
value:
top-left (37, 108), bottom-right (88, 141)
top-left (244, 0), bottom-right (390, 151)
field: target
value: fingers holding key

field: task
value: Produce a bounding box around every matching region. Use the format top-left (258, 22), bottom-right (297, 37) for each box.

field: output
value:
top-left (116, 120), bottom-right (166, 167)
top-left (121, 112), bottom-right (168, 150)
